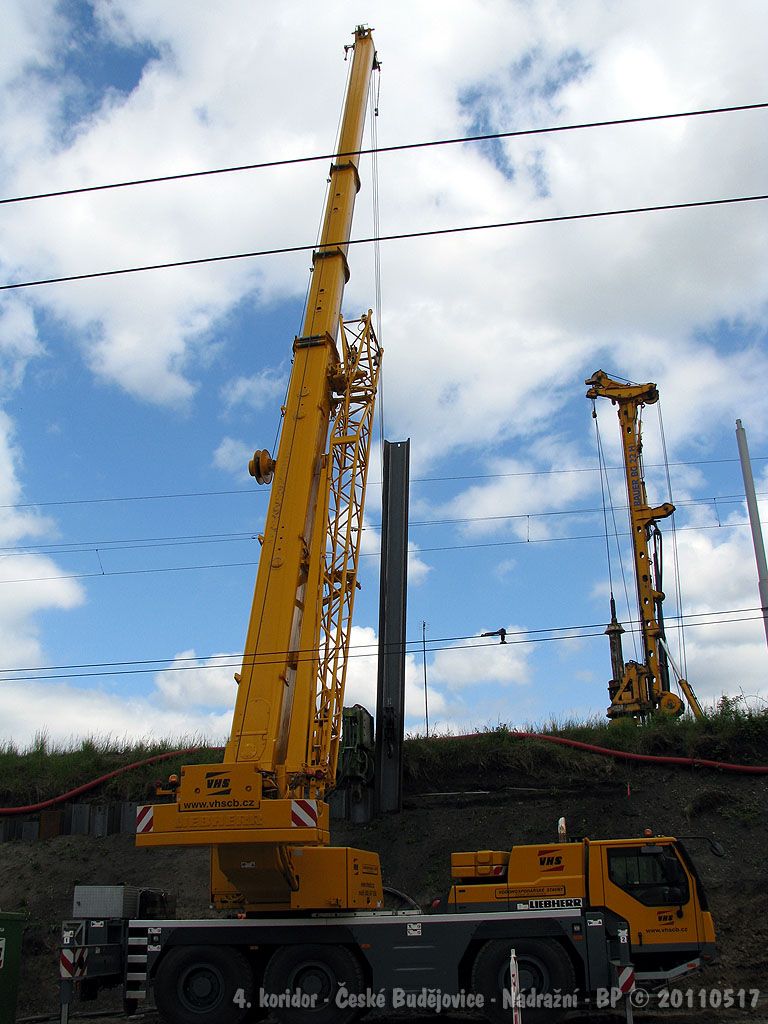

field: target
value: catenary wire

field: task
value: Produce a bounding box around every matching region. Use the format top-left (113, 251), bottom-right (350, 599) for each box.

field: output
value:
top-left (3, 193), bottom-right (767, 291)
top-left (0, 458), bottom-right (763, 510)
top-left (0, 610), bottom-right (761, 684)
top-left (1, 101), bottom-right (765, 206)
top-left (0, 492), bottom-right (760, 558)
top-left (0, 490), bottom-right (761, 558)
top-left (0, 518), bottom-right (758, 586)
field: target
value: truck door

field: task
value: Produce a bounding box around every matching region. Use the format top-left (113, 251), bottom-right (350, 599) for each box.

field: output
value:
top-left (600, 843), bottom-right (700, 949)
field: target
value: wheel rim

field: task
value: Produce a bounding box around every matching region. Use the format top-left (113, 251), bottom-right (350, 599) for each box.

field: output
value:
top-left (177, 962), bottom-right (225, 1012)
top-left (498, 954), bottom-right (551, 994)
top-left (518, 955), bottom-right (550, 992)
top-left (288, 959), bottom-right (336, 1005)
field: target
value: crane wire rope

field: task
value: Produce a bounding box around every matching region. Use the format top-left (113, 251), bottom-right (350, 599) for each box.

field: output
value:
top-left (592, 400), bottom-right (615, 596)
top-left (224, 25), bottom-right (363, 759)
top-left (369, 59), bottom-right (387, 460)
top-left (593, 403), bottom-right (639, 659)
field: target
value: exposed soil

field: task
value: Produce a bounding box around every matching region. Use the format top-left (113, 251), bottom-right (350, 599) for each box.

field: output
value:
top-left (3, 761), bottom-right (767, 1022)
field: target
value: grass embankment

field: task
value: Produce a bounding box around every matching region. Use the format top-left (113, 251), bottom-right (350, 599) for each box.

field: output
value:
top-left (1, 700), bottom-right (767, 808)
top-left (404, 700), bottom-right (768, 790)
top-left (0, 736), bottom-right (224, 809)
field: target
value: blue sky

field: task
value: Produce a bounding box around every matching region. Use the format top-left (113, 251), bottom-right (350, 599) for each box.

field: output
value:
top-left (1, 0), bottom-right (767, 747)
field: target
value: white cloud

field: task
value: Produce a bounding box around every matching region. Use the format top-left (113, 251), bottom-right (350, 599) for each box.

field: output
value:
top-left (0, 408), bottom-right (84, 671)
top-left (213, 436), bottom-right (252, 476)
top-left (1, 0), bottom-right (764, 428)
top-left (408, 542), bottom-right (431, 586)
top-left (0, 1), bottom-right (766, 742)
top-left (344, 625), bottom-right (448, 731)
top-left (0, 555), bottom-right (83, 667)
top-left (431, 632), bottom-right (531, 692)
top-left (0, 680), bottom-right (232, 750)
top-left (152, 649), bottom-right (239, 710)
top-left (222, 369), bottom-right (286, 411)
top-left (0, 299), bottom-right (44, 392)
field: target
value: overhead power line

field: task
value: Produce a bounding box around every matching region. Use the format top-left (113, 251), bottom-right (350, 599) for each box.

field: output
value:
top-left (0, 488), bottom-right (256, 511)
top-left (0, 456), bottom-right (763, 511)
top-left (0, 490), bottom-right (760, 559)
top-left (3, 193), bottom-right (766, 292)
top-left (0, 605), bottom-right (760, 683)
top-left (0, 518), bottom-right (757, 587)
top-left (2, 101), bottom-right (765, 207)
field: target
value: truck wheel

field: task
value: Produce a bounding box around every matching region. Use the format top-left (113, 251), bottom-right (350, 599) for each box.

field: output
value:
top-left (154, 945), bottom-right (255, 1024)
top-left (471, 937), bottom-right (577, 1024)
top-left (262, 943), bottom-right (365, 1024)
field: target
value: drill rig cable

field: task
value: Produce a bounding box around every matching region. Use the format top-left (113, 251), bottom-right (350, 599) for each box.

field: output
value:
top-left (657, 401), bottom-right (689, 678)
top-left (593, 407), bottom-right (639, 659)
top-left (593, 402), bottom-right (615, 598)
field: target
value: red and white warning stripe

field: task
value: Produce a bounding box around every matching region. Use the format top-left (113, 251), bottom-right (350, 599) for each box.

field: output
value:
top-left (291, 799), bottom-right (318, 828)
top-left (135, 804), bottom-right (154, 834)
top-left (617, 965), bottom-right (636, 993)
top-left (60, 947), bottom-right (88, 979)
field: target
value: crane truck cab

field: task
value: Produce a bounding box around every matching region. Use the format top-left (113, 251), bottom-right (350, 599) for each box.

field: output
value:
top-left (448, 833), bottom-right (716, 1000)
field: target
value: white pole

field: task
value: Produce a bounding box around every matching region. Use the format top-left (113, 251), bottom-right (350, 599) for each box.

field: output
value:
top-left (508, 948), bottom-right (522, 1022)
top-left (736, 419), bottom-right (768, 650)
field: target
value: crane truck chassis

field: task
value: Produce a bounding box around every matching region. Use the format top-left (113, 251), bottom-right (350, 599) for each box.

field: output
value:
top-left (60, 832), bottom-right (716, 1024)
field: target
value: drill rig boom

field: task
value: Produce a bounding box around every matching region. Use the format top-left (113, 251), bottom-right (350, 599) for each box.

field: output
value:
top-left (586, 370), bottom-right (703, 721)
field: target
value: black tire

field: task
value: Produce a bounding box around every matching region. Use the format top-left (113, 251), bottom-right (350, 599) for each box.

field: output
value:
top-left (154, 945), bottom-right (255, 1024)
top-left (262, 943), bottom-right (365, 1024)
top-left (471, 937), bottom-right (577, 1024)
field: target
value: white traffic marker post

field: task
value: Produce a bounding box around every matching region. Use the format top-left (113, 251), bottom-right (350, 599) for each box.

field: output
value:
top-left (615, 964), bottom-right (635, 1023)
top-left (509, 948), bottom-right (522, 1022)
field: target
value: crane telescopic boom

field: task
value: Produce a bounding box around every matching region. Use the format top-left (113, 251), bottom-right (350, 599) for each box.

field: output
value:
top-left (136, 26), bottom-right (384, 914)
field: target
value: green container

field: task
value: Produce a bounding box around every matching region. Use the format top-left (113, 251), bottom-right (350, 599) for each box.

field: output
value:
top-left (0, 911), bottom-right (25, 1024)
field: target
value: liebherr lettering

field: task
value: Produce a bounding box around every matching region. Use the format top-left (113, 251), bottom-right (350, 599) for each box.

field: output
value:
top-left (516, 897), bottom-right (583, 910)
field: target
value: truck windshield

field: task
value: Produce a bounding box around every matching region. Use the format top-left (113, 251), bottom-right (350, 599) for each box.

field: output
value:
top-left (607, 846), bottom-right (690, 907)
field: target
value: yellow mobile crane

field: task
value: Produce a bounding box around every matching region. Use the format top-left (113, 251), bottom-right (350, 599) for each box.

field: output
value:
top-left (586, 370), bottom-right (704, 721)
top-left (58, 43), bottom-right (718, 1024)
top-left (135, 26), bottom-right (383, 914)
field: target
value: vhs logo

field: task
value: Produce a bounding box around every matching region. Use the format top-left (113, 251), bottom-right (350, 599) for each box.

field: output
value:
top-left (538, 849), bottom-right (564, 872)
top-left (205, 771), bottom-right (232, 795)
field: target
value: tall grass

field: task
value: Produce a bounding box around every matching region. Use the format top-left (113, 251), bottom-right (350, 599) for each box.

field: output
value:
top-left (403, 699), bottom-right (768, 787)
top-left (1, 700), bottom-right (766, 806)
top-left (0, 733), bottom-right (224, 806)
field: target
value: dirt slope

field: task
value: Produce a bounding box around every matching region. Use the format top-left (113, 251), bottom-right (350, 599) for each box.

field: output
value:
top-left (3, 761), bottom-right (766, 1020)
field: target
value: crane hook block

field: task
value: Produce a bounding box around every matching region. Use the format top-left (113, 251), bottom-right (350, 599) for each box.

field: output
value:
top-left (249, 449), bottom-right (275, 485)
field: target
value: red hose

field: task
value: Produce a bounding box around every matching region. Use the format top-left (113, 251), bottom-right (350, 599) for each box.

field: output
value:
top-left (0, 746), bottom-right (223, 816)
top-left (453, 731), bottom-right (768, 774)
top-left (0, 731), bottom-right (765, 817)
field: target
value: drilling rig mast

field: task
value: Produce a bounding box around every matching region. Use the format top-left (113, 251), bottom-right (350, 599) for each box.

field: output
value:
top-left (586, 370), bottom-right (703, 721)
